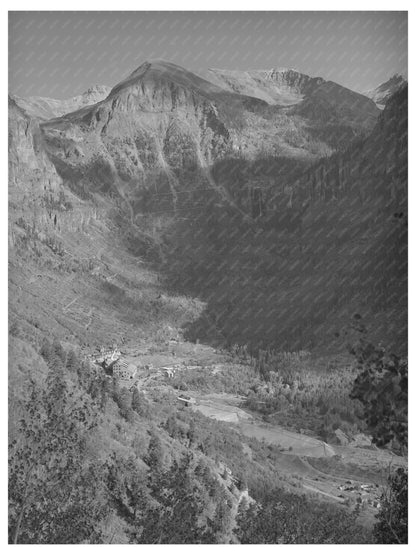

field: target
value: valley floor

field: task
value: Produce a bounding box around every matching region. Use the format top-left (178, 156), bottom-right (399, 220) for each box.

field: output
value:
top-left (96, 337), bottom-right (405, 530)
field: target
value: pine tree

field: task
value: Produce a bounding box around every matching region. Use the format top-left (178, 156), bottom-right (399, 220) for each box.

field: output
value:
top-left (131, 389), bottom-right (149, 418)
top-left (104, 454), bottom-right (149, 523)
top-left (144, 430), bottom-right (164, 473)
top-left (187, 419), bottom-right (197, 446)
top-left (65, 349), bottom-right (79, 373)
top-left (164, 415), bottom-right (181, 439)
top-left (39, 337), bottom-right (53, 363)
top-left (114, 388), bottom-right (135, 422)
top-left (209, 497), bottom-right (232, 541)
top-left (52, 338), bottom-right (66, 364)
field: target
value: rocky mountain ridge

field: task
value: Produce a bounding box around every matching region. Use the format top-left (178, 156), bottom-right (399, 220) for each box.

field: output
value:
top-left (35, 60), bottom-right (379, 209)
top-left (200, 67), bottom-right (325, 105)
top-left (363, 74), bottom-right (407, 108)
top-left (11, 84), bottom-right (112, 120)
top-left (8, 60), bottom-right (407, 353)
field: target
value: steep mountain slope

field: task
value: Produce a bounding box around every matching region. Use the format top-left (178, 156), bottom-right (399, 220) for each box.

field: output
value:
top-left (8, 90), bottom-right (203, 349)
top-left (11, 85), bottom-right (111, 120)
top-left (37, 60), bottom-right (380, 227)
top-left (364, 74), bottom-right (407, 108)
top-left (162, 86), bottom-right (407, 353)
top-left (288, 84), bottom-right (407, 348)
top-left (40, 60), bottom-right (253, 184)
top-left (292, 80), bottom-right (380, 147)
top-left (8, 96), bottom-right (63, 208)
top-left (9, 60), bottom-right (402, 355)
top-left (202, 67), bottom-right (380, 144)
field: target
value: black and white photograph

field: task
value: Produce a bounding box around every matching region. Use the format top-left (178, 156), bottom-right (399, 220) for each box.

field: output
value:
top-left (7, 5), bottom-right (409, 545)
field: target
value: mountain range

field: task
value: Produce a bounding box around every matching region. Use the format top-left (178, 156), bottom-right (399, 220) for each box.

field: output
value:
top-left (8, 60), bottom-right (407, 353)
top-left (7, 53), bottom-right (409, 546)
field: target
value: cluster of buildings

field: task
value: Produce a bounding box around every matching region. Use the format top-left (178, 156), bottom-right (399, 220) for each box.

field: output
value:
top-left (90, 346), bottom-right (205, 405)
top-left (91, 347), bottom-right (138, 382)
top-left (337, 481), bottom-right (381, 509)
top-left (161, 365), bottom-right (180, 378)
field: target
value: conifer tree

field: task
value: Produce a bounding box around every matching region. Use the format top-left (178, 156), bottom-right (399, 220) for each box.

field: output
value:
top-left (131, 389), bottom-right (149, 418)
top-left (144, 429), bottom-right (164, 473)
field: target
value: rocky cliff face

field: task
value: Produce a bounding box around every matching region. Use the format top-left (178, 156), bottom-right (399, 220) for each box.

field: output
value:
top-left (37, 60), bottom-right (380, 212)
top-left (8, 97), bottom-right (62, 208)
top-left (38, 61), bottom-right (249, 213)
top-left (364, 74), bottom-right (407, 108)
top-left (41, 60), bottom-right (247, 171)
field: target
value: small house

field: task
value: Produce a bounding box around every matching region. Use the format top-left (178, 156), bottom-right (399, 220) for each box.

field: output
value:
top-left (161, 366), bottom-right (176, 378)
top-left (360, 484), bottom-right (371, 491)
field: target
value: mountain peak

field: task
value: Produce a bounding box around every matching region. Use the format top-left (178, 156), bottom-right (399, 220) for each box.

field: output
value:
top-left (129, 59), bottom-right (185, 76)
top-left (388, 73), bottom-right (406, 82)
top-left (110, 59), bottom-right (229, 98)
top-left (363, 74), bottom-right (407, 108)
top-left (265, 67), bottom-right (300, 74)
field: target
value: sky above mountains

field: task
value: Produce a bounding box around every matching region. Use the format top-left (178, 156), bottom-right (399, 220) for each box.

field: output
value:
top-left (9, 11), bottom-right (407, 99)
